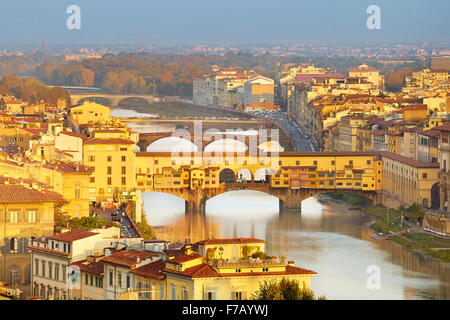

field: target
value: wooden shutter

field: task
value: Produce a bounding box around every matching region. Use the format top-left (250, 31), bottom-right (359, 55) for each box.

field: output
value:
top-left (2, 238), bottom-right (10, 254)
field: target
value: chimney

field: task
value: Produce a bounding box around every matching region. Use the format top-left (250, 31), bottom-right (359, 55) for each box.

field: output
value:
top-left (287, 260), bottom-right (295, 266)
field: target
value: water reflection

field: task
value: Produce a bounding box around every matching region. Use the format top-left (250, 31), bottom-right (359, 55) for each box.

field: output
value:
top-left (142, 191), bottom-right (450, 300)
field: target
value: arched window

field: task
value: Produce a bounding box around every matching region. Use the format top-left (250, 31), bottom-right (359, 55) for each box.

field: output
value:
top-left (8, 265), bottom-right (21, 285)
top-left (10, 238), bottom-right (18, 253)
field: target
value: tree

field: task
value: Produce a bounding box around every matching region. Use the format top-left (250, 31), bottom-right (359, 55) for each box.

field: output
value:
top-left (252, 278), bottom-right (325, 300)
top-left (68, 216), bottom-right (114, 230)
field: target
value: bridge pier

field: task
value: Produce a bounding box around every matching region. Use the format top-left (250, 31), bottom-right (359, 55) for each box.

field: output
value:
top-left (280, 189), bottom-right (306, 213)
top-left (185, 195), bottom-right (206, 215)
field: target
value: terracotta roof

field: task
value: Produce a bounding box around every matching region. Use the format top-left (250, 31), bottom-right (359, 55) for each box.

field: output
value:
top-left (71, 259), bottom-right (104, 275)
top-left (422, 129), bottom-right (440, 137)
top-left (27, 245), bottom-right (71, 257)
top-left (432, 123), bottom-right (450, 132)
top-left (60, 130), bottom-right (88, 140)
top-left (163, 264), bottom-right (316, 279)
top-left (403, 104), bottom-right (428, 111)
top-left (380, 151), bottom-right (440, 168)
top-left (196, 238), bottom-right (266, 245)
top-left (48, 229), bottom-right (98, 243)
top-left (84, 138), bottom-right (134, 145)
top-left (0, 185), bottom-right (66, 203)
top-left (102, 250), bottom-right (160, 267)
top-left (43, 161), bottom-right (92, 174)
top-left (131, 259), bottom-right (165, 280)
top-left (93, 129), bottom-right (126, 133)
top-left (167, 254), bottom-right (202, 264)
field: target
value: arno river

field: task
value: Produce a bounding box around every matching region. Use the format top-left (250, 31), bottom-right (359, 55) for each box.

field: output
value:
top-left (116, 110), bottom-right (450, 300)
top-left (144, 192), bottom-right (450, 300)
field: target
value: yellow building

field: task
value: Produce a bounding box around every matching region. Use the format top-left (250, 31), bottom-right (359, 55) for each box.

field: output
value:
top-left (83, 137), bottom-right (136, 202)
top-left (380, 152), bottom-right (439, 208)
top-left (403, 104), bottom-right (429, 122)
top-left (41, 161), bottom-right (92, 218)
top-left (348, 64), bottom-right (384, 89)
top-left (67, 101), bottom-right (110, 127)
top-left (135, 151), bottom-right (383, 193)
top-left (163, 238), bottom-right (316, 300)
top-left (0, 184), bottom-right (65, 296)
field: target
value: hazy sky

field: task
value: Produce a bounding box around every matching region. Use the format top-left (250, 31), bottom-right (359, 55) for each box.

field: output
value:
top-left (1, 0), bottom-right (449, 45)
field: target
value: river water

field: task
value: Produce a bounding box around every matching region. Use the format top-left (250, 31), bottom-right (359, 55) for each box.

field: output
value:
top-left (122, 116), bottom-right (450, 300)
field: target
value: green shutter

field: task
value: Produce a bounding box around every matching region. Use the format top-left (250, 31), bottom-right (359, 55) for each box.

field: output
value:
top-left (19, 238), bottom-right (28, 253)
top-left (2, 238), bottom-right (10, 254)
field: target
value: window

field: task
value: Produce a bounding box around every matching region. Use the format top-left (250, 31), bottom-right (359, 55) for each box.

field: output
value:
top-left (235, 292), bottom-right (243, 300)
top-left (171, 285), bottom-right (177, 300)
top-left (107, 166), bottom-right (112, 175)
top-left (41, 260), bottom-right (46, 277)
top-left (89, 177), bottom-right (95, 183)
top-left (107, 177), bottom-right (112, 185)
top-left (118, 272), bottom-right (122, 287)
top-left (88, 156), bottom-right (95, 162)
top-left (74, 189), bottom-right (81, 199)
top-left (9, 211), bottom-right (19, 223)
top-left (62, 265), bottom-right (67, 281)
top-left (422, 173), bottom-right (428, 179)
top-left (109, 271), bottom-right (113, 286)
top-left (126, 275), bottom-right (131, 289)
top-left (121, 166), bottom-right (126, 175)
top-left (27, 210), bottom-right (36, 223)
top-left (48, 262), bottom-right (53, 279)
top-left (35, 259), bottom-right (39, 275)
top-left (9, 238), bottom-right (18, 253)
top-left (121, 177), bottom-right (126, 185)
top-left (107, 156), bottom-right (112, 162)
top-left (121, 156), bottom-right (126, 162)
top-left (181, 287), bottom-right (188, 300)
top-left (331, 160), bottom-right (336, 166)
top-left (55, 264), bottom-right (60, 281)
